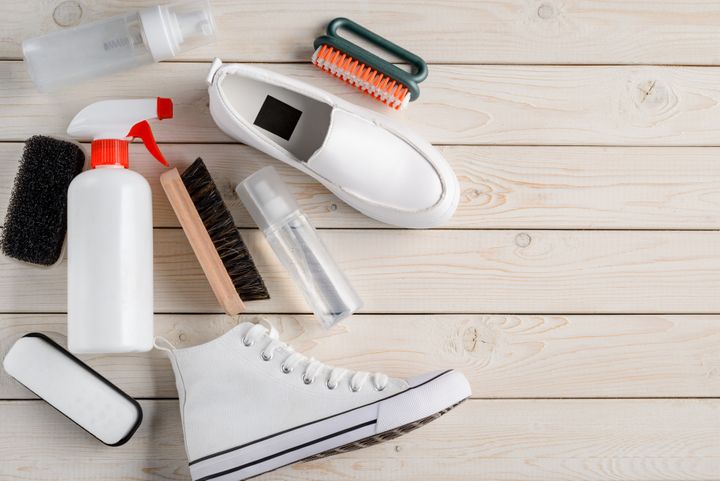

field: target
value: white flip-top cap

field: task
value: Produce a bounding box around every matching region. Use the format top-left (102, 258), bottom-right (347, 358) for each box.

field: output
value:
top-left (236, 167), bottom-right (300, 232)
top-left (140, 0), bottom-right (216, 61)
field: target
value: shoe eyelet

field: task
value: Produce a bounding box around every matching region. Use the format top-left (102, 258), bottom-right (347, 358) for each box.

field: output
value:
top-left (326, 380), bottom-right (337, 390)
top-left (261, 351), bottom-right (273, 361)
top-left (303, 376), bottom-right (314, 385)
top-left (242, 337), bottom-right (254, 347)
top-left (281, 364), bottom-right (293, 374)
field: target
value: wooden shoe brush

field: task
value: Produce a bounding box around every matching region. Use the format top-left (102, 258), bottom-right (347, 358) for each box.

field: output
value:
top-left (312, 17), bottom-right (428, 110)
top-left (160, 158), bottom-right (269, 315)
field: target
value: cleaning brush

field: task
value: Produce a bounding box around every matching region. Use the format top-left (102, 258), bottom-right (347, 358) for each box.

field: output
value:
top-left (1, 136), bottom-right (85, 266)
top-left (161, 158), bottom-right (269, 315)
top-left (312, 17), bottom-right (428, 111)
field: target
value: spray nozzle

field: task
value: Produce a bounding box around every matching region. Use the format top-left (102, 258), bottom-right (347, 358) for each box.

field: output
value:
top-left (67, 98), bottom-right (173, 168)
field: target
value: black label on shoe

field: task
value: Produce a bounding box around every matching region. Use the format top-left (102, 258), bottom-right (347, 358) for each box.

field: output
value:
top-left (253, 95), bottom-right (303, 141)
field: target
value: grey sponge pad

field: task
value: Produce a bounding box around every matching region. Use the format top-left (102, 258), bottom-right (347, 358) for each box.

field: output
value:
top-left (1, 136), bottom-right (85, 266)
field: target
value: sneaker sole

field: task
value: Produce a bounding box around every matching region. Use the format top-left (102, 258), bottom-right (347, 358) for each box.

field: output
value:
top-left (301, 399), bottom-right (465, 462)
top-left (190, 370), bottom-right (470, 481)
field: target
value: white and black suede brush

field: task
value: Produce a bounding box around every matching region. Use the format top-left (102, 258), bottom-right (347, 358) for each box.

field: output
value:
top-left (1, 136), bottom-right (85, 266)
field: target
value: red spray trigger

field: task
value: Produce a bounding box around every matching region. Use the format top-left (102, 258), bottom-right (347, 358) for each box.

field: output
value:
top-left (125, 97), bottom-right (173, 166)
top-left (127, 120), bottom-right (169, 166)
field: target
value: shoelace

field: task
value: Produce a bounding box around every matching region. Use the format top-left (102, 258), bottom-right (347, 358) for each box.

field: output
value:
top-left (242, 320), bottom-right (389, 392)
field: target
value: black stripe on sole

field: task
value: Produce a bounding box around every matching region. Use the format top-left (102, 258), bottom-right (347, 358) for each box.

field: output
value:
top-left (190, 369), bottom-right (452, 465)
top-left (303, 398), bottom-right (467, 461)
top-left (197, 398), bottom-right (467, 481)
top-left (196, 419), bottom-right (377, 481)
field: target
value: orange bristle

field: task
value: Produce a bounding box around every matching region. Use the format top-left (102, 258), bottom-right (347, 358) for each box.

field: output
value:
top-left (311, 44), bottom-right (411, 110)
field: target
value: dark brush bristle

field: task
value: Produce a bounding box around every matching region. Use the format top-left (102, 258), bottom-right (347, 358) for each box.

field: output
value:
top-left (1, 136), bottom-right (85, 266)
top-left (180, 158), bottom-right (270, 301)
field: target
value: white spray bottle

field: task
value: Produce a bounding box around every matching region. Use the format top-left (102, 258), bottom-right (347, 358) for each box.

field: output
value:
top-left (66, 98), bottom-right (173, 354)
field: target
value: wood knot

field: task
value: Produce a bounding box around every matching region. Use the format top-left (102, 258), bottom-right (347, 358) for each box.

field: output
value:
top-left (637, 80), bottom-right (663, 105)
top-left (462, 326), bottom-right (484, 352)
top-left (515, 232), bottom-right (532, 247)
top-left (621, 75), bottom-right (677, 126)
top-left (220, 181), bottom-right (240, 203)
top-left (328, 203), bottom-right (338, 212)
top-left (466, 187), bottom-right (483, 200)
top-left (630, 78), bottom-right (675, 113)
top-left (461, 321), bottom-right (502, 359)
top-left (53, 1), bottom-right (83, 27)
top-left (537, 3), bottom-right (556, 19)
top-left (462, 186), bottom-right (494, 207)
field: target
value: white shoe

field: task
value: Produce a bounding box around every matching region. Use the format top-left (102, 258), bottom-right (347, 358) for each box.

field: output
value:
top-left (157, 320), bottom-right (471, 481)
top-left (206, 59), bottom-right (460, 229)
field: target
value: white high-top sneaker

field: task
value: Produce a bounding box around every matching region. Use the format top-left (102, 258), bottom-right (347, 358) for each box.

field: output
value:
top-left (157, 320), bottom-right (471, 481)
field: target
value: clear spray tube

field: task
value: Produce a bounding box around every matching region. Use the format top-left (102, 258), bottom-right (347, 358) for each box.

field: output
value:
top-left (236, 167), bottom-right (363, 328)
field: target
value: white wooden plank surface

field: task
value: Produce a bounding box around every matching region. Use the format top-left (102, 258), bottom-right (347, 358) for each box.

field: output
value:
top-left (4, 1), bottom-right (720, 65)
top-left (2, 2), bottom-right (720, 480)
top-left (2, 314), bottom-right (720, 399)
top-left (2, 143), bottom-right (719, 230)
top-left (6, 61), bottom-right (720, 145)
top-left (0, 229), bottom-right (718, 314)
top-left (1, 399), bottom-right (719, 481)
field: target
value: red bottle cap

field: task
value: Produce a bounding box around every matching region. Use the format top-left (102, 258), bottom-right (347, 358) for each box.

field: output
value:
top-left (91, 139), bottom-right (129, 168)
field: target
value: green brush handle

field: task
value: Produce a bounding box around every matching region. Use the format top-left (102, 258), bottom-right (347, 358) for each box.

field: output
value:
top-left (314, 17), bottom-right (428, 101)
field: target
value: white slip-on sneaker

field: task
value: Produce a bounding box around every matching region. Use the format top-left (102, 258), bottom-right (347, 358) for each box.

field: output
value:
top-left (206, 59), bottom-right (460, 229)
top-left (157, 320), bottom-right (471, 481)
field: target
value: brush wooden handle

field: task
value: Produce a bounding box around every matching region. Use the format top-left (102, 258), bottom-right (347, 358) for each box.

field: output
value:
top-left (160, 168), bottom-right (245, 315)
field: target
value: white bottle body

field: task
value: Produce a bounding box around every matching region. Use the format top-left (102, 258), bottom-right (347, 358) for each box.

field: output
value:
top-left (67, 167), bottom-right (154, 353)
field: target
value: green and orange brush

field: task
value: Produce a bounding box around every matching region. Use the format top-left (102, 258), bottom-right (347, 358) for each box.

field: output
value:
top-left (312, 17), bottom-right (428, 111)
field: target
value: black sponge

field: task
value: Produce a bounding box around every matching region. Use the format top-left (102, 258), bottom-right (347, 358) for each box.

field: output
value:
top-left (1, 136), bottom-right (85, 266)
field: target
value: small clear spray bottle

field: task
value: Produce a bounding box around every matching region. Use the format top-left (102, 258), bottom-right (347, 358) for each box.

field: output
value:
top-left (236, 167), bottom-right (363, 328)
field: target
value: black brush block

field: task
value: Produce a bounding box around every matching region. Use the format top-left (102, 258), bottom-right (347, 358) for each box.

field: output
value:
top-left (1, 136), bottom-right (85, 266)
top-left (180, 158), bottom-right (270, 301)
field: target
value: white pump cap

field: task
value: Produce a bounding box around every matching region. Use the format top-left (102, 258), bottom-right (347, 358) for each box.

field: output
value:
top-left (236, 167), bottom-right (300, 232)
top-left (140, 0), bottom-right (216, 61)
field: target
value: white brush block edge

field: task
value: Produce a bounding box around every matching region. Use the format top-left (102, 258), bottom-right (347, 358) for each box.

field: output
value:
top-left (2, 334), bottom-right (142, 445)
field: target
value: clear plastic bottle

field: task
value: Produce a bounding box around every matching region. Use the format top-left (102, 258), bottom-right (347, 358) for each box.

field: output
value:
top-left (22, 0), bottom-right (215, 91)
top-left (236, 167), bottom-right (363, 328)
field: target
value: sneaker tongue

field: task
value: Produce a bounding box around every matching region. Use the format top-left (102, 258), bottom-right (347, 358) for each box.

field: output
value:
top-left (237, 321), bottom-right (256, 333)
top-left (237, 319), bottom-right (279, 341)
top-left (257, 319), bottom-right (279, 339)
